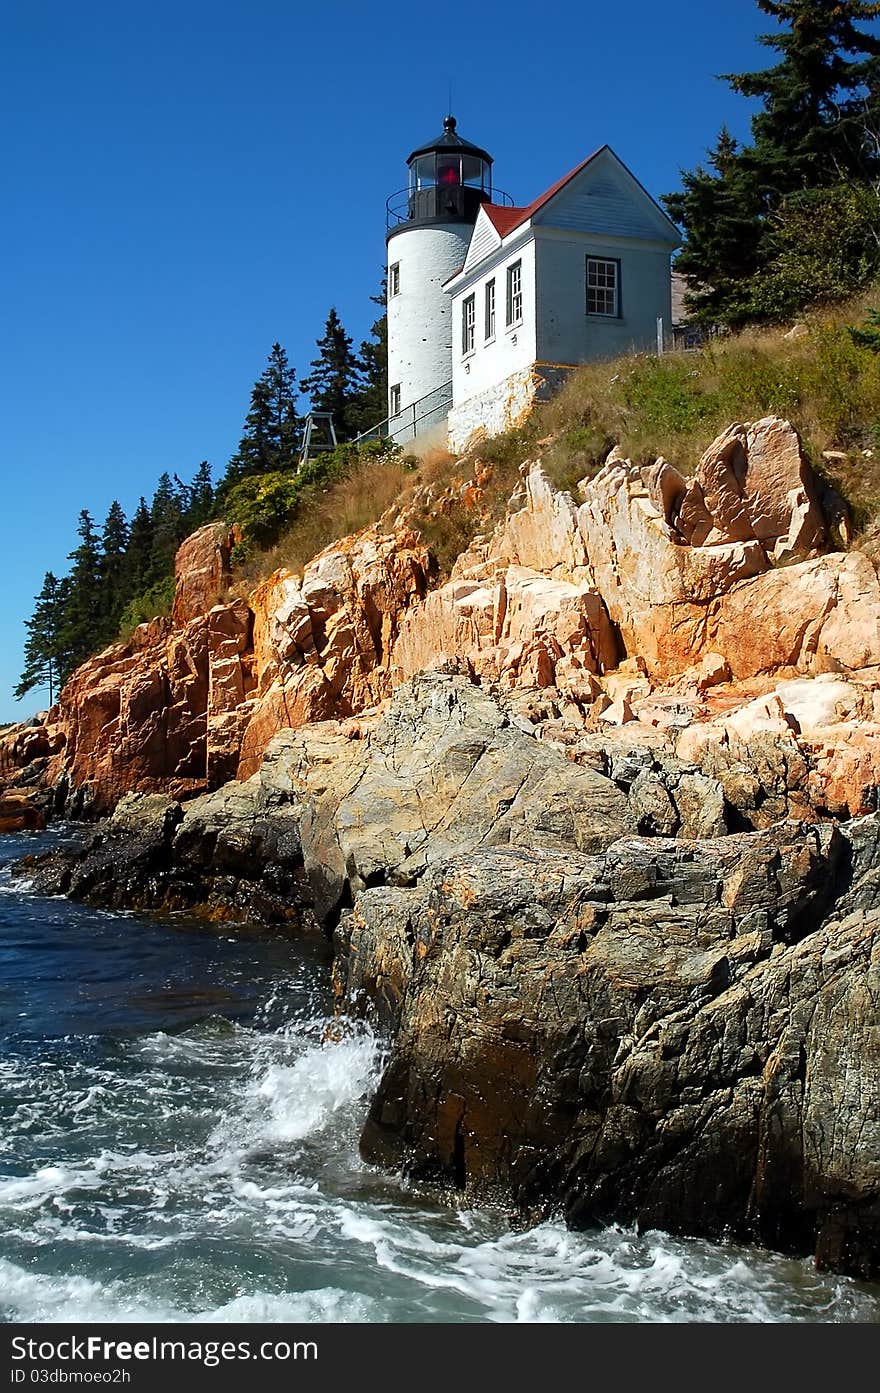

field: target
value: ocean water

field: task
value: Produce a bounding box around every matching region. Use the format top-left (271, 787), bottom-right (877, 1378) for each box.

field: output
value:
top-left (1, 829), bottom-right (878, 1325)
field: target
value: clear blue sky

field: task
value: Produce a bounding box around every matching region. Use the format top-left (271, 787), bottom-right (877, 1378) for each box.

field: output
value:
top-left (1, 0), bottom-right (770, 721)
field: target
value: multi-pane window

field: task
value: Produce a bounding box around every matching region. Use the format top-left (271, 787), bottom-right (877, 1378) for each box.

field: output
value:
top-left (389, 383), bottom-right (401, 416)
top-left (389, 262), bottom-right (400, 296)
top-left (462, 294), bottom-right (476, 355)
top-left (587, 258), bottom-right (619, 316)
top-left (506, 261), bottom-right (523, 326)
top-left (484, 279), bottom-right (496, 340)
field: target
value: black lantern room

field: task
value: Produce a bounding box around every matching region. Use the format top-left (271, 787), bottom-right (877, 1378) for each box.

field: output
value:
top-left (387, 116), bottom-right (494, 231)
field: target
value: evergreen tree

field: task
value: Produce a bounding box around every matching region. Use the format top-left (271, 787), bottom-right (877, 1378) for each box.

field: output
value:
top-left (62, 510), bottom-right (103, 670)
top-left (184, 460), bottom-right (214, 528)
top-left (300, 308), bottom-right (364, 440)
top-left (350, 278), bottom-right (388, 435)
top-left (148, 472), bottom-right (186, 585)
top-left (663, 129), bottom-right (767, 325)
top-left (124, 497), bottom-right (154, 597)
top-left (97, 500), bottom-right (129, 642)
top-left (15, 572), bottom-right (71, 705)
top-left (664, 1), bottom-right (880, 325)
top-left (726, 0), bottom-right (880, 197)
top-left (224, 343), bottom-right (300, 485)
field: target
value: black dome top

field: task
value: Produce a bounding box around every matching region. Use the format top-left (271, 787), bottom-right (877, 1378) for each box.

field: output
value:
top-left (407, 115), bottom-right (493, 167)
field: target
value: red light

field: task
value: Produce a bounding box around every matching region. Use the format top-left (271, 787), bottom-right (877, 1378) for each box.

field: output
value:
top-left (439, 165), bottom-right (459, 186)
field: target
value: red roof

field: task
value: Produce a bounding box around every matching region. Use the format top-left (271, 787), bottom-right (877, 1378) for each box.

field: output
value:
top-left (483, 147), bottom-right (604, 238)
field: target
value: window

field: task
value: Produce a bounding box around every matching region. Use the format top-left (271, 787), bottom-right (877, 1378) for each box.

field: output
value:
top-left (484, 279), bottom-right (495, 340)
top-left (462, 294), bottom-right (476, 355)
top-left (587, 258), bottom-right (619, 317)
top-left (506, 260), bottom-right (522, 327)
top-left (390, 383), bottom-right (401, 416)
top-left (389, 262), bottom-right (400, 296)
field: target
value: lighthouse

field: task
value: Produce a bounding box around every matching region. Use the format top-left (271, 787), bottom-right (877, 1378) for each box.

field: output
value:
top-left (385, 116), bottom-right (497, 441)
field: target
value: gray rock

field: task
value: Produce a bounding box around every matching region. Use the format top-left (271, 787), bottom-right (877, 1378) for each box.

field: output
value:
top-left (339, 818), bottom-right (880, 1279)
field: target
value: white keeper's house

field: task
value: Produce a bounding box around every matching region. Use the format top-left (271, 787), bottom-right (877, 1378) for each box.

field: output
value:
top-left (382, 116), bottom-right (681, 453)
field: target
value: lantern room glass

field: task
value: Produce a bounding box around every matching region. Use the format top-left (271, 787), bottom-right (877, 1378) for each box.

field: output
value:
top-left (409, 153), bottom-right (492, 196)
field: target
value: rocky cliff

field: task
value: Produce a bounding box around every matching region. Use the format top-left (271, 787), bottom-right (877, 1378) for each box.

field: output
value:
top-left (5, 414), bottom-right (880, 1278)
top-left (4, 415), bottom-right (878, 820)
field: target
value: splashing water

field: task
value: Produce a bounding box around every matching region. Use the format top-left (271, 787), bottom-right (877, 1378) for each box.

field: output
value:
top-left (0, 830), bottom-right (878, 1324)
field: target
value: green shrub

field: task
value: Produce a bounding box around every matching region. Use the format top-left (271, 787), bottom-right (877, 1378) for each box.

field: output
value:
top-left (221, 440), bottom-right (400, 551)
top-left (117, 574), bottom-right (176, 637)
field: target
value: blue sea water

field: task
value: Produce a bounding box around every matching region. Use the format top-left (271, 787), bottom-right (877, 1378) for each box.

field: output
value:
top-left (0, 829), bottom-right (878, 1324)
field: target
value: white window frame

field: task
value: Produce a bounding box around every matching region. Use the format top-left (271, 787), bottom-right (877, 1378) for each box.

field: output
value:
top-left (389, 262), bottom-right (400, 297)
top-left (484, 278), bottom-right (496, 341)
top-left (506, 260), bottom-right (523, 328)
top-left (389, 382), bottom-right (401, 416)
top-left (586, 257), bottom-right (620, 317)
top-left (462, 293), bottom-right (476, 356)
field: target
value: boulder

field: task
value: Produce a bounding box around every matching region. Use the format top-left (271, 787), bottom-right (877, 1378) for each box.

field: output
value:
top-left (392, 563), bottom-right (618, 691)
top-left (0, 789), bottom-right (46, 833)
top-left (172, 522), bottom-right (237, 626)
top-left (675, 418), bottom-right (825, 560)
top-left (237, 526), bottom-right (433, 777)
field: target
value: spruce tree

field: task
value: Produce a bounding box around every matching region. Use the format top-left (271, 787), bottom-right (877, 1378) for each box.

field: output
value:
top-left (148, 473), bottom-right (185, 585)
top-left (663, 129), bottom-right (767, 325)
top-left (224, 343), bottom-right (300, 485)
top-left (185, 460), bottom-right (214, 528)
top-left (726, 0), bottom-right (880, 196)
top-left (98, 500), bottom-right (129, 643)
top-left (124, 498), bottom-right (154, 598)
top-left (15, 572), bottom-right (71, 705)
top-left (62, 510), bottom-right (103, 670)
top-left (300, 308), bottom-right (364, 440)
top-left (350, 278), bottom-right (388, 435)
top-left (665, 1), bottom-right (880, 325)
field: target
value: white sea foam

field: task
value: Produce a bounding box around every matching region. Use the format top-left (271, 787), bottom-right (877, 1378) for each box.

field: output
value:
top-left (0, 1257), bottom-right (377, 1323)
top-left (253, 1028), bottom-right (383, 1144)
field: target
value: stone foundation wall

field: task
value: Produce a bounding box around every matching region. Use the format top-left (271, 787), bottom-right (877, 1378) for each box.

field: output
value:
top-left (448, 366), bottom-right (543, 453)
top-left (448, 364), bottom-right (574, 452)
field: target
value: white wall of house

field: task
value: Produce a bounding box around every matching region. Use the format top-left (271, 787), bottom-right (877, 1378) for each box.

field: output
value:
top-left (386, 222), bottom-right (473, 424)
top-left (447, 241), bottom-right (540, 450)
top-left (449, 239), bottom-right (538, 406)
top-left (535, 230), bottom-right (673, 363)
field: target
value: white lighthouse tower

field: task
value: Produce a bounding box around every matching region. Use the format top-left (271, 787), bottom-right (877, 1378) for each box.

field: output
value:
top-left (386, 116), bottom-right (497, 442)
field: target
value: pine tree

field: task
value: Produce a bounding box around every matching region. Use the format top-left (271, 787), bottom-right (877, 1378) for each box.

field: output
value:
top-left (15, 572), bottom-right (71, 705)
top-left (350, 278), bottom-right (388, 435)
top-left (300, 308), bottom-right (364, 440)
top-left (665, 1), bottom-right (880, 325)
top-left (726, 0), bottom-right (880, 197)
top-left (97, 500), bottom-right (129, 643)
top-left (224, 343), bottom-right (300, 485)
top-left (850, 305), bottom-right (880, 348)
top-left (663, 129), bottom-right (767, 325)
top-left (124, 497), bottom-right (154, 598)
top-left (62, 510), bottom-right (103, 670)
top-left (148, 472), bottom-right (186, 585)
top-left (184, 460), bottom-right (214, 528)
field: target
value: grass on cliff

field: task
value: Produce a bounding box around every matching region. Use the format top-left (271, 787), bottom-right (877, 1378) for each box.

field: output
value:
top-left (229, 448), bottom-right (423, 589)
top-left (528, 290), bottom-right (880, 522)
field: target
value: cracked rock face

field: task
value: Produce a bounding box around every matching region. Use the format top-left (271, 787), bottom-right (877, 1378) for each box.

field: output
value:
top-left (255, 672), bottom-right (635, 922)
top-left (337, 817), bottom-right (880, 1280)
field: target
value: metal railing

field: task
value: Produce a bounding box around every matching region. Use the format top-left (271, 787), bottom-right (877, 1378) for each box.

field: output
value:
top-left (386, 187), bottom-right (514, 230)
top-left (354, 379), bottom-right (453, 448)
